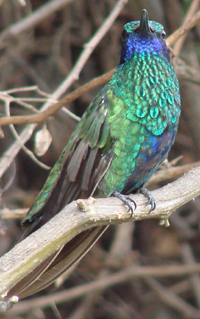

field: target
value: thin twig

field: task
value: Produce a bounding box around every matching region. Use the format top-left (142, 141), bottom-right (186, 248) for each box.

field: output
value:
top-left (7, 263), bottom-right (200, 315)
top-left (65, 223), bottom-right (134, 319)
top-left (0, 123), bottom-right (36, 178)
top-left (0, 69), bottom-right (115, 127)
top-left (0, 93), bottom-right (40, 113)
top-left (173, 0), bottom-right (200, 56)
top-left (1, 85), bottom-right (50, 96)
top-left (181, 243), bottom-right (200, 309)
top-left (1, 162), bottom-right (16, 192)
top-left (147, 160), bottom-right (200, 185)
top-left (145, 277), bottom-right (200, 318)
top-left (59, 0), bottom-right (128, 90)
top-left (1, 208), bottom-right (28, 219)
top-left (0, 0), bottom-right (126, 178)
top-left (167, 10), bottom-right (200, 47)
top-left (4, 99), bottom-right (51, 170)
top-left (0, 0), bottom-right (73, 49)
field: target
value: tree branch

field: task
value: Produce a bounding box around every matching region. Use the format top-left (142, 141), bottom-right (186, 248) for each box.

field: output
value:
top-left (0, 165), bottom-right (200, 310)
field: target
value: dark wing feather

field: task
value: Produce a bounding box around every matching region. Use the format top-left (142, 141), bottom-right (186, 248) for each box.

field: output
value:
top-left (9, 90), bottom-right (113, 299)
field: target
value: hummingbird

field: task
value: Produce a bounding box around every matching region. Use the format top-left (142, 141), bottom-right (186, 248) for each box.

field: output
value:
top-left (8, 9), bottom-right (180, 299)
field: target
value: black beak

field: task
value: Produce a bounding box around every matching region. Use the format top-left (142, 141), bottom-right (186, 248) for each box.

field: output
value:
top-left (137, 9), bottom-right (150, 35)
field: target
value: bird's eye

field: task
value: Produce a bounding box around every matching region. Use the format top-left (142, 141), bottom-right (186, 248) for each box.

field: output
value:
top-left (161, 31), bottom-right (166, 38)
top-left (122, 30), bottom-right (129, 42)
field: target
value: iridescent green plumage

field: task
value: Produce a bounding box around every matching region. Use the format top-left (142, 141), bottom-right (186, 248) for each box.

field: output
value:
top-left (9, 10), bottom-right (180, 299)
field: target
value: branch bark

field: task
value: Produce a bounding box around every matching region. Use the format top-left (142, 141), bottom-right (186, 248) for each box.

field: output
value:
top-left (0, 165), bottom-right (200, 311)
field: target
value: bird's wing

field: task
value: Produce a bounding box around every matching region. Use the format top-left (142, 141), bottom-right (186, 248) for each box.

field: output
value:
top-left (9, 90), bottom-right (113, 299)
top-left (21, 89), bottom-right (113, 237)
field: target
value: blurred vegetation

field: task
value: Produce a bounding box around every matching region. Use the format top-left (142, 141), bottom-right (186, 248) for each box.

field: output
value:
top-left (1, 0), bottom-right (200, 318)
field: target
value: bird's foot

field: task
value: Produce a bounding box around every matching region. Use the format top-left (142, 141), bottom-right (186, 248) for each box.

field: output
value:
top-left (138, 187), bottom-right (156, 212)
top-left (112, 191), bottom-right (136, 217)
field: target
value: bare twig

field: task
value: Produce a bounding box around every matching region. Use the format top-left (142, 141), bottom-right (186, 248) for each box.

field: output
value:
top-left (1, 85), bottom-right (50, 96)
top-left (0, 69), bottom-right (115, 127)
top-left (0, 0), bottom-right (127, 179)
top-left (147, 160), bottom-right (200, 185)
top-left (1, 208), bottom-right (28, 219)
top-left (65, 223), bottom-right (134, 319)
top-left (7, 263), bottom-right (200, 315)
top-left (0, 123), bottom-right (36, 178)
top-left (59, 0), bottom-right (127, 90)
top-left (1, 162), bottom-right (16, 192)
top-left (173, 0), bottom-right (200, 56)
top-left (176, 64), bottom-right (200, 84)
top-left (0, 0), bottom-right (73, 49)
top-left (167, 10), bottom-right (200, 47)
top-left (4, 99), bottom-right (51, 170)
top-left (145, 277), bottom-right (200, 318)
top-left (181, 243), bottom-right (200, 309)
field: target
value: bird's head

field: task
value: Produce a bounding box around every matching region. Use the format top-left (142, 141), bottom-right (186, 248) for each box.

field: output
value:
top-left (120, 9), bottom-right (169, 64)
